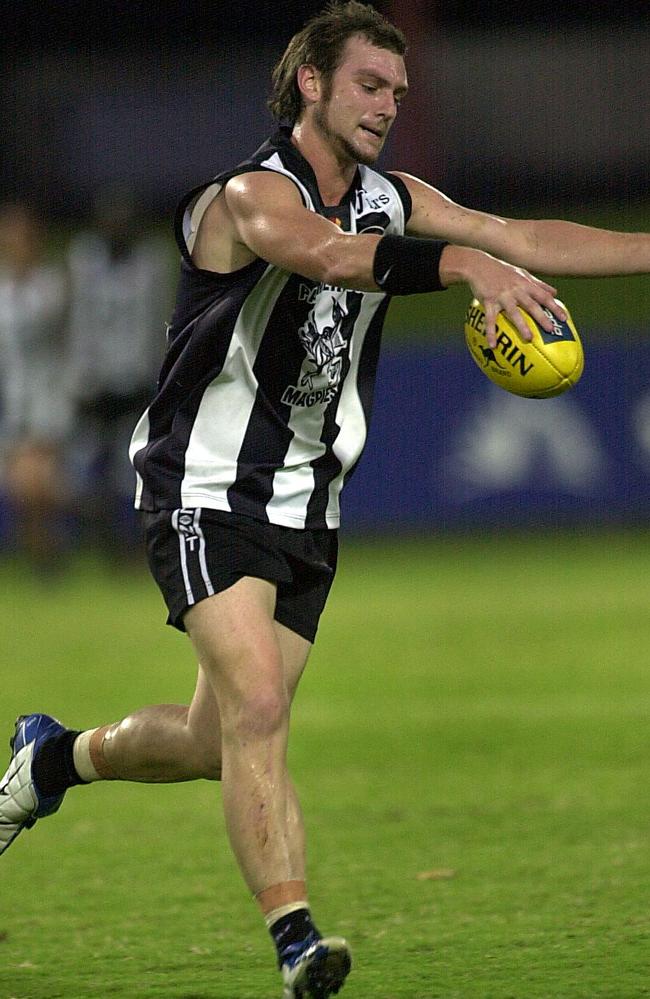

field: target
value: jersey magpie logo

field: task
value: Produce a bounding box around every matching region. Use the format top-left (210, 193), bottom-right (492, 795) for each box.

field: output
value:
top-left (282, 295), bottom-right (351, 408)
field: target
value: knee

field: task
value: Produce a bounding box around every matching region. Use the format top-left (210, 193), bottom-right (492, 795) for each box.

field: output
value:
top-left (227, 684), bottom-right (290, 742)
top-left (196, 631), bottom-right (290, 743)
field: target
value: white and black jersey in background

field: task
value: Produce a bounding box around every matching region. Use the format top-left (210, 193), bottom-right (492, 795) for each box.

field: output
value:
top-left (130, 126), bottom-right (412, 530)
top-left (0, 260), bottom-right (69, 447)
top-left (65, 225), bottom-right (171, 499)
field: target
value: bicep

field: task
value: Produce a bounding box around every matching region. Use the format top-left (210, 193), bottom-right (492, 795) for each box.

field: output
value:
top-left (224, 172), bottom-right (347, 282)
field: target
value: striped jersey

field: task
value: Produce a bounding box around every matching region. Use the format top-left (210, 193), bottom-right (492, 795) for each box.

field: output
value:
top-left (130, 126), bottom-right (412, 529)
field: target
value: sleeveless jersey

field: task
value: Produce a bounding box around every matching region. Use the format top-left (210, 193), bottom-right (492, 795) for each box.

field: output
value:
top-left (129, 126), bottom-right (412, 529)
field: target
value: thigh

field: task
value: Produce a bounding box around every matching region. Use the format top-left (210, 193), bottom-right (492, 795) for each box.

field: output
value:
top-left (185, 580), bottom-right (313, 725)
top-left (184, 576), bottom-right (284, 709)
top-left (141, 508), bottom-right (292, 633)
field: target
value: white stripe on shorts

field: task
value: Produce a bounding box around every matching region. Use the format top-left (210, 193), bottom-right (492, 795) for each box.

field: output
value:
top-left (193, 508), bottom-right (215, 597)
top-left (171, 508), bottom-right (195, 606)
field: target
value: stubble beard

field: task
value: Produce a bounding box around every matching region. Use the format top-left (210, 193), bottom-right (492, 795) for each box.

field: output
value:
top-left (313, 99), bottom-right (379, 168)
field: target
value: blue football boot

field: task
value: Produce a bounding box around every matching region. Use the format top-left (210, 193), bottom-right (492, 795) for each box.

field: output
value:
top-left (0, 713), bottom-right (68, 855)
top-left (281, 933), bottom-right (352, 998)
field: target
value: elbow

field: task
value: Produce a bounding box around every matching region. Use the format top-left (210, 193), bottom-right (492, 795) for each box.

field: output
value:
top-left (299, 233), bottom-right (378, 291)
top-left (315, 236), bottom-right (350, 287)
top-left (320, 247), bottom-right (375, 291)
top-left (320, 257), bottom-right (348, 288)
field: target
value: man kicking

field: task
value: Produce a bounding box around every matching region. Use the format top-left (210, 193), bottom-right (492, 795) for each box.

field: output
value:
top-left (4, 3), bottom-right (650, 996)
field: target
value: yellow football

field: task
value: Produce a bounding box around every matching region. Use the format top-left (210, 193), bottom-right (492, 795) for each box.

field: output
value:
top-left (464, 299), bottom-right (584, 398)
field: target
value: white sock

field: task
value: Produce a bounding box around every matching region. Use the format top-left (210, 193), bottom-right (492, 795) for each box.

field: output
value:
top-left (264, 901), bottom-right (310, 929)
top-left (72, 729), bottom-right (103, 782)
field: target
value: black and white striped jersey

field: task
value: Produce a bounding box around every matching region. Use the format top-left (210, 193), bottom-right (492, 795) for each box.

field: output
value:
top-left (130, 126), bottom-right (412, 529)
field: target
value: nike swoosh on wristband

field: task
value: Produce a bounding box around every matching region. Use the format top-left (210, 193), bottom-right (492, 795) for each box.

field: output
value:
top-left (376, 265), bottom-right (393, 286)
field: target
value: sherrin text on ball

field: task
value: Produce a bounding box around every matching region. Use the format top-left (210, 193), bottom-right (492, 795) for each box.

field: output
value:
top-left (464, 298), bottom-right (584, 398)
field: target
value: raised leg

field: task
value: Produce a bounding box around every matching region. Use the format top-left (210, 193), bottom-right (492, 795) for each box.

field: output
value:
top-left (94, 665), bottom-right (222, 781)
top-left (85, 596), bottom-right (311, 791)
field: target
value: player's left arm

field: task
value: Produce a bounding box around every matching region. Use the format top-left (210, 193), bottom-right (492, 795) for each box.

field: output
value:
top-left (393, 171), bottom-right (650, 277)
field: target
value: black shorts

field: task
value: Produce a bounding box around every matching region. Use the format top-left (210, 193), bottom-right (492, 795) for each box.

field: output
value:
top-left (140, 507), bottom-right (338, 644)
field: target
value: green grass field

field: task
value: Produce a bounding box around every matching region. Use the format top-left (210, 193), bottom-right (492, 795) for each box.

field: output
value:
top-left (1, 531), bottom-right (649, 999)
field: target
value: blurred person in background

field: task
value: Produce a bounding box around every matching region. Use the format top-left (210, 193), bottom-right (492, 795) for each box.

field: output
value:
top-left (4, 3), bottom-right (650, 999)
top-left (64, 183), bottom-right (171, 562)
top-left (0, 202), bottom-right (70, 574)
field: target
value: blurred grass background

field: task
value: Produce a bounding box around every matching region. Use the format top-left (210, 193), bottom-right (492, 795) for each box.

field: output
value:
top-left (1, 532), bottom-right (649, 998)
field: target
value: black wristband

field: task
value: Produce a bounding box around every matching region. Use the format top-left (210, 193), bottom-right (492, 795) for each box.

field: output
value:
top-left (372, 234), bottom-right (449, 295)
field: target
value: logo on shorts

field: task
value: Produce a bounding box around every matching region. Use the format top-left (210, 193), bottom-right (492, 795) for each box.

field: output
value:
top-left (175, 509), bottom-right (199, 551)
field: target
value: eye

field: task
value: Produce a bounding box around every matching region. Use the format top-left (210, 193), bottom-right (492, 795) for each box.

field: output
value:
top-left (362, 84), bottom-right (377, 93)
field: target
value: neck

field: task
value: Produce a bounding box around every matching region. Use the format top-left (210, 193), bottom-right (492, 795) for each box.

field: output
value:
top-left (290, 119), bottom-right (358, 207)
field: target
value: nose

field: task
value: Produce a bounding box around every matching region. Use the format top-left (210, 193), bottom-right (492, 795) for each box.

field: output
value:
top-left (379, 92), bottom-right (399, 122)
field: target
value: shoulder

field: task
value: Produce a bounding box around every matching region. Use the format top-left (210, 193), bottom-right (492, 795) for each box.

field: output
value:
top-left (224, 169), bottom-right (308, 218)
top-left (387, 170), bottom-right (447, 201)
top-left (198, 170), bottom-right (310, 247)
top-left (176, 165), bottom-right (311, 269)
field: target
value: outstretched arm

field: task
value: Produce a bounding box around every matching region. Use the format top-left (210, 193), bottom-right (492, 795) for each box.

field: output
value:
top-left (396, 170), bottom-right (650, 277)
top-left (194, 170), bottom-right (566, 346)
top-left (396, 170), bottom-right (650, 272)
top-left (393, 169), bottom-right (650, 345)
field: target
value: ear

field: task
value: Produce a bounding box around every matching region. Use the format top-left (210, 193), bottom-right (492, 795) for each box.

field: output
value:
top-left (296, 63), bottom-right (323, 108)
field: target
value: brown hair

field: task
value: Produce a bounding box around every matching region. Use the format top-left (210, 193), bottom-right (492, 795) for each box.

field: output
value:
top-left (268, 2), bottom-right (406, 124)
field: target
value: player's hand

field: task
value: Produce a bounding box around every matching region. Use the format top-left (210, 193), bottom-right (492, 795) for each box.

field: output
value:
top-left (440, 246), bottom-right (567, 348)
